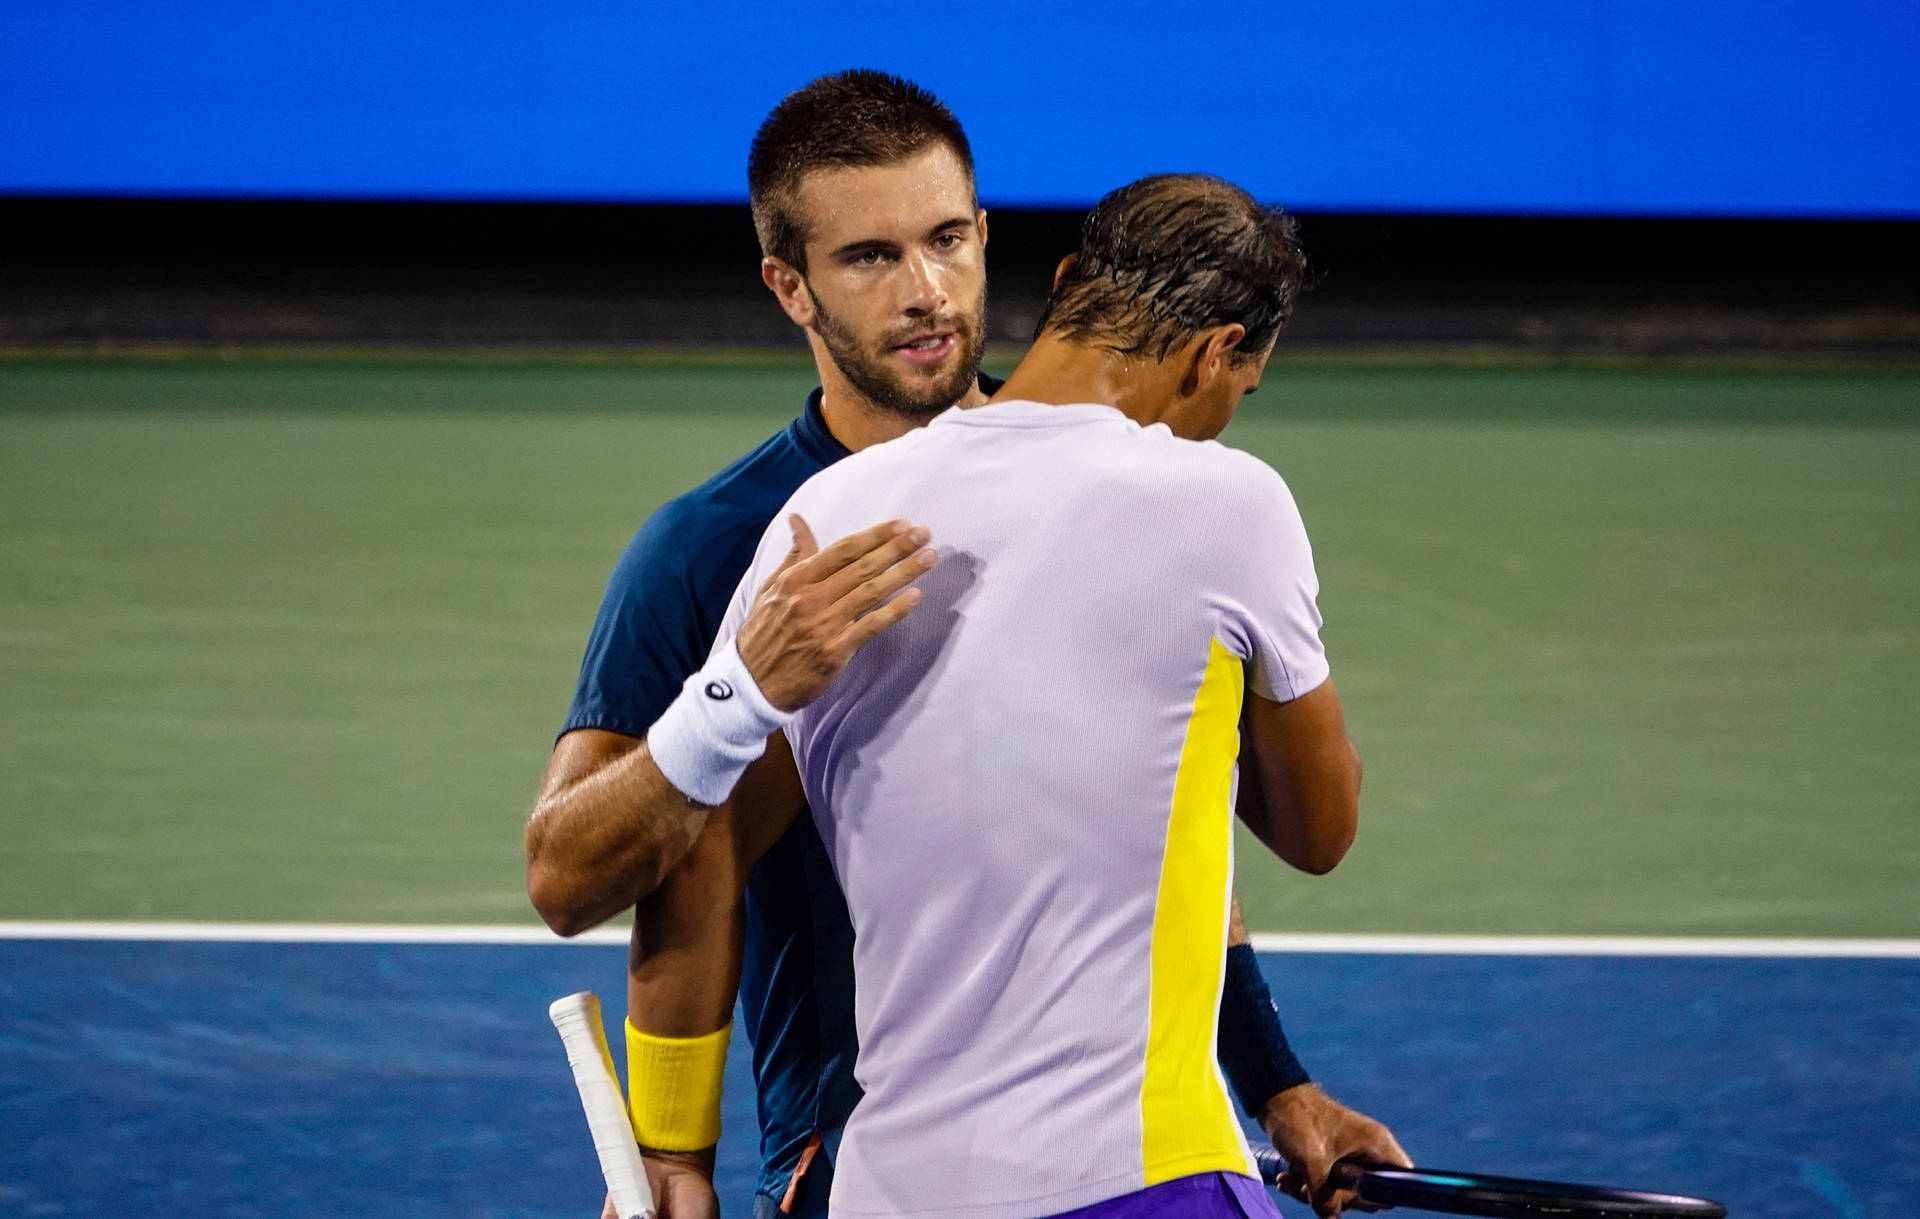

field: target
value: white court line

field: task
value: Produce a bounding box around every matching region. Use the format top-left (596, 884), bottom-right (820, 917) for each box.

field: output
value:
top-left (0, 922), bottom-right (1917, 957)
top-left (1246, 933), bottom-right (1920, 958)
top-left (0, 921), bottom-right (629, 945)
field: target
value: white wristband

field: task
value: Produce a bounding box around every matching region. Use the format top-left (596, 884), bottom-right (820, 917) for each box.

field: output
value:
top-left (647, 637), bottom-right (794, 806)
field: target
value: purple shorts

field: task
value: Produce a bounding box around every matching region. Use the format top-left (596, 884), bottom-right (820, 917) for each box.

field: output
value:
top-left (1045, 1173), bottom-right (1281, 1219)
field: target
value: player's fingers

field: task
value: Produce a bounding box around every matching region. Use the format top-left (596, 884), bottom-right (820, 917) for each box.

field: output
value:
top-left (1276, 1169), bottom-right (1310, 1206)
top-left (1330, 1146), bottom-right (1398, 1210)
top-left (1309, 1183), bottom-right (1350, 1218)
top-left (822, 527), bottom-right (934, 608)
top-left (805, 523), bottom-right (931, 608)
top-left (1335, 1126), bottom-right (1410, 1175)
top-left (757, 514), bottom-right (819, 597)
top-left (828, 585), bottom-right (924, 655)
top-left (597, 1191), bottom-right (619, 1219)
top-left (787, 519), bottom-right (919, 587)
top-left (829, 542), bottom-right (938, 621)
top-left (1367, 1129), bottom-right (1412, 1170)
top-left (789, 513), bottom-right (819, 561)
top-left (1295, 1150), bottom-right (1334, 1197)
top-left (1310, 1159), bottom-right (1361, 1217)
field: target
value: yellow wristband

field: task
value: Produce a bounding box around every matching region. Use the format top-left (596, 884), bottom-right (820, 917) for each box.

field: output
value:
top-left (625, 1018), bottom-right (730, 1151)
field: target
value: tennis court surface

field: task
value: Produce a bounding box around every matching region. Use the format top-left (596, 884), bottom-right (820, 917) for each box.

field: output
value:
top-left (3, 354), bottom-right (1915, 1215)
top-left (3, 929), bottom-right (1915, 1217)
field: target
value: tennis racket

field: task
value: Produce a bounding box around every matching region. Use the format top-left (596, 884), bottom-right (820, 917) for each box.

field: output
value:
top-left (550, 991), bottom-right (658, 1219)
top-left (1251, 1145), bottom-right (1726, 1218)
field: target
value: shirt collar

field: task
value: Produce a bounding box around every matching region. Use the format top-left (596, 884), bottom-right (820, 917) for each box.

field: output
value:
top-left (931, 399), bottom-right (1131, 429)
top-left (795, 372), bottom-right (1007, 460)
top-left (793, 387), bottom-right (853, 465)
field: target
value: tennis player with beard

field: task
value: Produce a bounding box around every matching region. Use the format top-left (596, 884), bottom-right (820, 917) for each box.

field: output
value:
top-left (525, 72), bottom-right (1400, 1219)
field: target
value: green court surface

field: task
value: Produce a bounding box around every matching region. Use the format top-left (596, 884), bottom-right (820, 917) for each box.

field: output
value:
top-left (2, 354), bottom-right (1915, 935)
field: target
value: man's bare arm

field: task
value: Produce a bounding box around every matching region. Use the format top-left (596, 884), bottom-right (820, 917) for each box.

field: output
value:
top-left (528, 729), bottom-right (707, 937)
top-left (1243, 892), bottom-right (1409, 1214)
top-left (1236, 679), bottom-right (1361, 875)
top-left (606, 735), bottom-right (806, 1219)
top-left (1235, 681), bottom-right (1406, 1215)
top-left (628, 732), bottom-right (806, 1034)
top-left (526, 516), bottom-right (935, 936)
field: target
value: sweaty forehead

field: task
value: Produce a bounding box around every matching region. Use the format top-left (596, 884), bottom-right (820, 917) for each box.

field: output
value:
top-left (792, 144), bottom-right (977, 250)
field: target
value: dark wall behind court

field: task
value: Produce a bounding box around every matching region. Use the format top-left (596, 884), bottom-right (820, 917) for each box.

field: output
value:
top-left (3, 198), bottom-right (1916, 354)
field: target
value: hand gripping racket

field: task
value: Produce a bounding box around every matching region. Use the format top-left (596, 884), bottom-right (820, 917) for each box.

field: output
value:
top-left (550, 991), bottom-right (658, 1219)
top-left (1251, 1145), bottom-right (1727, 1218)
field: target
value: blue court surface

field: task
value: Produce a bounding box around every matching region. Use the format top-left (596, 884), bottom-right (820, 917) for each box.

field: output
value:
top-left (2, 934), bottom-right (1915, 1218)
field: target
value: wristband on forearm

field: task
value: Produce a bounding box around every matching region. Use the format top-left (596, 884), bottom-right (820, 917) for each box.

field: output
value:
top-left (626, 1018), bottom-right (731, 1152)
top-left (646, 636), bottom-right (794, 806)
top-left (1217, 942), bottom-right (1312, 1116)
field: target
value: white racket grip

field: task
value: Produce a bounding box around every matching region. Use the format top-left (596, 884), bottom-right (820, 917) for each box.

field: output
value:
top-left (549, 991), bottom-right (658, 1219)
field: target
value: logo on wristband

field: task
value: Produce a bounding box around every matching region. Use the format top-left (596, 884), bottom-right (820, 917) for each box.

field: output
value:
top-left (705, 680), bottom-right (734, 701)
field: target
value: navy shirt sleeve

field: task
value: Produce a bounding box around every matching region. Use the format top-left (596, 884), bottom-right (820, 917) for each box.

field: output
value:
top-left (562, 493), bottom-right (763, 741)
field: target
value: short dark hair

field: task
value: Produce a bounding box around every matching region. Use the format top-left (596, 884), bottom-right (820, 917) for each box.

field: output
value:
top-left (748, 70), bottom-right (977, 273)
top-left (1036, 174), bottom-right (1306, 363)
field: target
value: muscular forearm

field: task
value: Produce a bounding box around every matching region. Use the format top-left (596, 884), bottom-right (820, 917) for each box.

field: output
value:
top-left (620, 797), bottom-right (755, 1203)
top-left (1244, 742), bottom-right (1360, 874)
top-left (526, 730), bottom-right (712, 937)
top-left (627, 807), bottom-right (749, 1035)
top-left (1221, 894), bottom-right (1411, 1214)
top-left (1238, 682), bottom-right (1360, 875)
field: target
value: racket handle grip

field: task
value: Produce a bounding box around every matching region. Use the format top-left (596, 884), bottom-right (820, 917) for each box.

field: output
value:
top-left (1252, 1145), bottom-right (1366, 1189)
top-left (1254, 1144), bottom-right (1285, 1185)
top-left (550, 991), bottom-right (658, 1219)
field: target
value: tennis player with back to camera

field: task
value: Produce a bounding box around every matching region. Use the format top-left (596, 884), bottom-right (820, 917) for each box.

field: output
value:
top-left (524, 71), bottom-right (1403, 1218)
top-left (639, 171), bottom-right (1408, 1217)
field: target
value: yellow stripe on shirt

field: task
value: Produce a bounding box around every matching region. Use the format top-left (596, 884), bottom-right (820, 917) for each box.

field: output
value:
top-left (1140, 637), bottom-right (1257, 1185)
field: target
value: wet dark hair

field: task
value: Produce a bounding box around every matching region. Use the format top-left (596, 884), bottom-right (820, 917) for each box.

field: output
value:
top-left (748, 70), bottom-right (977, 273)
top-left (1036, 174), bottom-right (1306, 363)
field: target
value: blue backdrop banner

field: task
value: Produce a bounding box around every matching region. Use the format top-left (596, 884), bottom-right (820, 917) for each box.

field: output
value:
top-left (4, 0), bottom-right (1916, 216)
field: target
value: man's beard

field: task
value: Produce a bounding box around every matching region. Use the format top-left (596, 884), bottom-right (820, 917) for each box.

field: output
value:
top-left (808, 284), bottom-right (987, 421)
